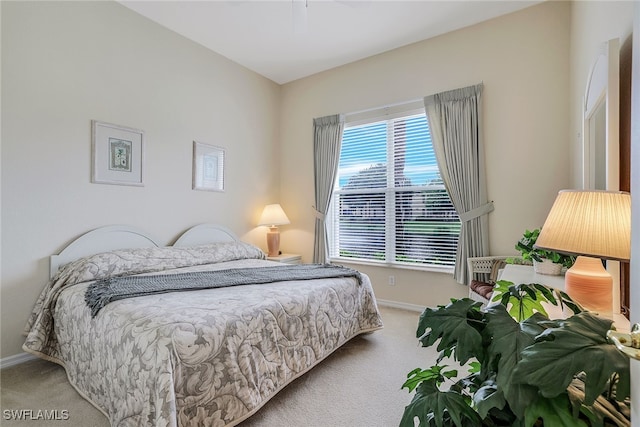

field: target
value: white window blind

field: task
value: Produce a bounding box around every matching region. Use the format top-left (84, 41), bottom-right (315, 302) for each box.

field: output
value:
top-left (328, 110), bottom-right (460, 268)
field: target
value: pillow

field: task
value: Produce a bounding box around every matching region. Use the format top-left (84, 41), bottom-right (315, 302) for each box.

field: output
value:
top-left (469, 279), bottom-right (494, 300)
top-left (55, 241), bottom-right (265, 286)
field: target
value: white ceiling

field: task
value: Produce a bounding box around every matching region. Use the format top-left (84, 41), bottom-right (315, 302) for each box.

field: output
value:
top-left (119, 0), bottom-right (541, 84)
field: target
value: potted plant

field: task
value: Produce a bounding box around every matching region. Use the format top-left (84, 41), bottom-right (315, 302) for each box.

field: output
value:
top-left (516, 228), bottom-right (574, 275)
top-left (400, 282), bottom-right (630, 427)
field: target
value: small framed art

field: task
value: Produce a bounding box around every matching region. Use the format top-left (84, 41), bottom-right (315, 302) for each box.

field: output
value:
top-left (192, 141), bottom-right (225, 192)
top-left (92, 120), bottom-right (144, 186)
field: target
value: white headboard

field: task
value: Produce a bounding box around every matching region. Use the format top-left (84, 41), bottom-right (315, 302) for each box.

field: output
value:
top-left (173, 224), bottom-right (239, 247)
top-left (49, 224), bottom-right (239, 279)
top-left (50, 225), bottom-right (160, 278)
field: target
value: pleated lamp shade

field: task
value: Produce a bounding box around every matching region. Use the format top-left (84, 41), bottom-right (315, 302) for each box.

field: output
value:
top-left (535, 190), bottom-right (631, 314)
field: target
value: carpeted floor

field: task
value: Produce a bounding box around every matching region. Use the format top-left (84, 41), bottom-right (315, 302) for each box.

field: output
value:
top-left (1, 306), bottom-right (438, 427)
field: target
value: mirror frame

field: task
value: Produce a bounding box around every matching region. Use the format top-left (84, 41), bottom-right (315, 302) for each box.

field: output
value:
top-left (582, 38), bottom-right (621, 313)
top-left (583, 38), bottom-right (620, 191)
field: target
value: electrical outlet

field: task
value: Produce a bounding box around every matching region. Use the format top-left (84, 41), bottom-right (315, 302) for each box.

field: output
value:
top-left (388, 275), bottom-right (395, 286)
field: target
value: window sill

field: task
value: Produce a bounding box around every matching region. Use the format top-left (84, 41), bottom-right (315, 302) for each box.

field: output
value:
top-left (329, 257), bottom-right (454, 275)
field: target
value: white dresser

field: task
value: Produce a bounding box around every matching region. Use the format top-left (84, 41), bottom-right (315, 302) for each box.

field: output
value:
top-left (498, 264), bottom-right (566, 290)
top-left (498, 264), bottom-right (630, 331)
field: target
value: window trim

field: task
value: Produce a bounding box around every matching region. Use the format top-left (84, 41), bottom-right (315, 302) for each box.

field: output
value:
top-left (329, 255), bottom-right (455, 275)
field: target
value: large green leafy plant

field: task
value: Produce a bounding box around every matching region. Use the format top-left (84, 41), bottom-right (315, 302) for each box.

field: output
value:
top-left (400, 281), bottom-right (630, 427)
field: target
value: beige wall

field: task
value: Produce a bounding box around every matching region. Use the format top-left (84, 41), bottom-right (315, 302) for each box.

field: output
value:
top-left (279, 1), bottom-right (572, 307)
top-left (1, 1), bottom-right (281, 358)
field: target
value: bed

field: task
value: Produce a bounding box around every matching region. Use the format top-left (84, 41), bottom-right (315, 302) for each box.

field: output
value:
top-left (23, 224), bottom-right (383, 427)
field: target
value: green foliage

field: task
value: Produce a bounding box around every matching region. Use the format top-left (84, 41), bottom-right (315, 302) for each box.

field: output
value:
top-left (514, 313), bottom-right (631, 405)
top-left (490, 280), bottom-right (582, 321)
top-left (416, 299), bottom-right (485, 365)
top-left (403, 365), bottom-right (459, 393)
top-left (401, 379), bottom-right (483, 427)
top-left (523, 393), bottom-right (589, 427)
top-left (515, 228), bottom-right (575, 269)
top-left (400, 282), bottom-right (630, 427)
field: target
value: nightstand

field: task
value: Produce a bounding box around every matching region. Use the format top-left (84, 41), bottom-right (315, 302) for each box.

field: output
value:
top-left (266, 253), bottom-right (302, 265)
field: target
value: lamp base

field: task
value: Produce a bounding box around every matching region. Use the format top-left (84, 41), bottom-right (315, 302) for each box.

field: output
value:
top-left (266, 226), bottom-right (280, 257)
top-left (565, 256), bottom-right (612, 315)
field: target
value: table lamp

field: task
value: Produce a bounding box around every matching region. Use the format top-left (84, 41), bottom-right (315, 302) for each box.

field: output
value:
top-left (534, 190), bottom-right (631, 315)
top-left (258, 204), bottom-right (290, 257)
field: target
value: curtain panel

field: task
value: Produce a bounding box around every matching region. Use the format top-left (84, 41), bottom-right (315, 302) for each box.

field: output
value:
top-left (312, 114), bottom-right (345, 264)
top-left (424, 84), bottom-right (493, 284)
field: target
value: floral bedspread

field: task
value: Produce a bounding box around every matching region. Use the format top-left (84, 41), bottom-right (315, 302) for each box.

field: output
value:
top-left (22, 242), bottom-right (383, 426)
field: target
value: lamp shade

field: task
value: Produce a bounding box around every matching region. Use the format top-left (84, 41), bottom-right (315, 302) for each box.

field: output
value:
top-left (535, 190), bottom-right (631, 261)
top-left (258, 204), bottom-right (290, 227)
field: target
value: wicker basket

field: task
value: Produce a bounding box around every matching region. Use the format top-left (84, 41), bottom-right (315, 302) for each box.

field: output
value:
top-left (533, 259), bottom-right (563, 276)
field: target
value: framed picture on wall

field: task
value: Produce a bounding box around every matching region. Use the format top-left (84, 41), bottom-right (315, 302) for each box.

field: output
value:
top-left (192, 141), bottom-right (225, 192)
top-left (92, 120), bottom-right (144, 186)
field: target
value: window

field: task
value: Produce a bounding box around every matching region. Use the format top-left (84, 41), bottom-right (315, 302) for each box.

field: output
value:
top-left (328, 108), bottom-right (460, 269)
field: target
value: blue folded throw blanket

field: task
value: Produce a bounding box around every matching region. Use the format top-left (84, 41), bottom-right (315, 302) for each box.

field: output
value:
top-left (85, 264), bottom-right (362, 317)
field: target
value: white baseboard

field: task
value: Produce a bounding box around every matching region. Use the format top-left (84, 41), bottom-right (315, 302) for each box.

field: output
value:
top-left (377, 299), bottom-right (425, 313)
top-left (0, 352), bottom-right (38, 369)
